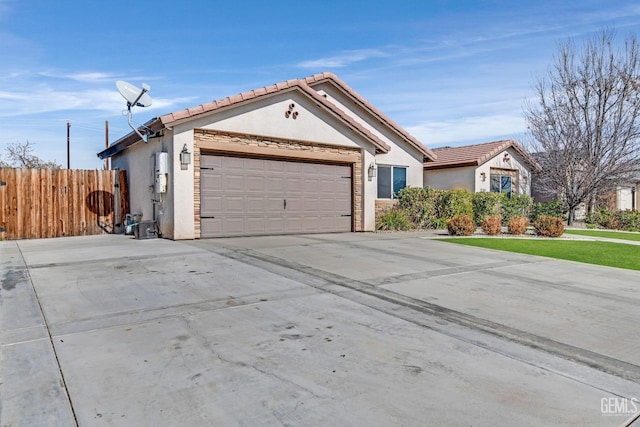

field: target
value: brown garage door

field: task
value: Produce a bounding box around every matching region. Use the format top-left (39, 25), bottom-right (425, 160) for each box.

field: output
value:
top-left (200, 155), bottom-right (352, 237)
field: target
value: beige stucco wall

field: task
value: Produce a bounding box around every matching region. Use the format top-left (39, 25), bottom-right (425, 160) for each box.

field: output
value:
top-left (424, 166), bottom-right (476, 191)
top-left (111, 133), bottom-right (176, 238)
top-left (312, 83), bottom-right (426, 230)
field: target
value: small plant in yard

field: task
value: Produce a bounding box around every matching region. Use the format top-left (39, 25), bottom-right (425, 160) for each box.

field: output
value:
top-left (533, 215), bottom-right (565, 237)
top-left (507, 216), bottom-right (529, 235)
top-left (481, 215), bottom-right (502, 235)
top-left (446, 214), bottom-right (476, 236)
top-left (376, 207), bottom-right (413, 231)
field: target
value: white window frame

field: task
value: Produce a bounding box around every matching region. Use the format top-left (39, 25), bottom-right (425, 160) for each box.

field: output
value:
top-left (377, 165), bottom-right (407, 200)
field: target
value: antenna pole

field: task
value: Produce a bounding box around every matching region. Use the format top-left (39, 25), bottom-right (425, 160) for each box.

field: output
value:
top-left (66, 120), bottom-right (71, 169)
top-left (105, 120), bottom-right (109, 170)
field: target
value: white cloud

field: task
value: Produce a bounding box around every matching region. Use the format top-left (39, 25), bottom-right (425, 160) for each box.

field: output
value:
top-left (297, 48), bottom-right (390, 69)
top-left (406, 114), bottom-right (527, 147)
top-left (0, 86), bottom-right (195, 116)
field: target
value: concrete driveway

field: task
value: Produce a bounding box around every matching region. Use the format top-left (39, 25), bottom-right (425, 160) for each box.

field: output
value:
top-left (1, 232), bottom-right (639, 426)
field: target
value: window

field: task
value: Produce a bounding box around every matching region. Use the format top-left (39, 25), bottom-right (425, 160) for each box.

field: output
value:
top-left (377, 166), bottom-right (407, 199)
top-left (490, 174), bottom-right (512, 198)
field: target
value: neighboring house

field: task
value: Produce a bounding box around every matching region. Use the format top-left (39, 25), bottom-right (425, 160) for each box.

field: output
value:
top-left (98, 72), bottom-right (435, 239)
top-left (423, 140), bottom-right (541, 196)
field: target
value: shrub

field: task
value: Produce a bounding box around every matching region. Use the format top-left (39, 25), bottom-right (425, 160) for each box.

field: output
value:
top-left (446, 214), bottom-right (476, 236)
top-left (614, 210), bottom-right (640, 232)
top-left (376, 207), bottom-right (413, 231)
top-left (507, 216), bottom-right (529, 235)
top-left (396, 187), bottom-right (436, 228)
top-left (533, 215), bottom-right (565, 237)
top-left (481, 215), bottom-right (502, 235)
top-left (500, 194), bottom-right (533, 223)
top-left (472, 192), bottom-right (502, 225)
top-left (435, 189), bottom-right (473, 220)
top-left (531, 199), bottom-right (568, 222)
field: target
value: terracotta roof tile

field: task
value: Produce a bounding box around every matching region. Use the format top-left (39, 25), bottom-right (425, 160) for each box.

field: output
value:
top-left (302, 72), bottom-right (435, 160)
top-left (129, 72), bottom-right (436, 159)
top-left (424, 140), bottom-right (541, 171)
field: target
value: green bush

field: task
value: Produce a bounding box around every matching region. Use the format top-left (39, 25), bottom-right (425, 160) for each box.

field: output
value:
top-left (531, 199), bottom-right (568, 221)
top-left (481, 215), bottom-right (502, 235)
top-left (376, 207), bottom-right (413, 231)
top-left (614, 210), bottom-right (640, 232)
top-left (500, 194), bottom-right (533, 223)
top-left (396, 187), bottom-right (436, 228)
top-left (436, 189), bottom-right (473, 220)
top-left (446, 214), bottom-right (476, 236)
top-left (587, 208), bottom-right (640, 232)
top-left (507, 216), bottom-right (529, 235)
top-left (472, 192), bottom-right (502, 225)
top-left (533, 215), bottom-right (565, 237)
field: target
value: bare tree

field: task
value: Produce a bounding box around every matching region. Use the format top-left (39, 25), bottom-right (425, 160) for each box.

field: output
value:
top-left (525, 30), bottom-right (640, 224)
top-left (0, 141), bottom-right (62, 169)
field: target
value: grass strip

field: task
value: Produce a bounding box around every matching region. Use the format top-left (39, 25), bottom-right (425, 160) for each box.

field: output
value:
top-left (440, 238), bottom-right (640, 271)
top-left (564, 229), bottom-right (640, 242)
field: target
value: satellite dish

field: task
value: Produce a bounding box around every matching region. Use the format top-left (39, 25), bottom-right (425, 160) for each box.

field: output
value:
top-left (116, 80), bottom-right (153, 142)
top-left (116, 80), bottom-right (152, 107)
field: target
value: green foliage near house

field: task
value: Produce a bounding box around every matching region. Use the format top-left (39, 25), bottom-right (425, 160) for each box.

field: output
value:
top-left (500, 194), bottom-right (533, 223)
top-left (377, 187), bottom-right (534, 231)
top-left (471, 192), bottom-right (502, 225)
top-left (435, 189), bottom-right (474, 221)
top-left (585, 208), bottom-right (640, 232)
top-left (376, 207), bottom-right (413, 231)
top-left (531, 199), bottom-right (568, 222)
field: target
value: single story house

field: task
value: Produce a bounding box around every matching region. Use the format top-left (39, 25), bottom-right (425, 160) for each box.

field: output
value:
top-left (98, 72), bottom-right (435, 239)
top-left (423, 140), bottom-right (541, 196)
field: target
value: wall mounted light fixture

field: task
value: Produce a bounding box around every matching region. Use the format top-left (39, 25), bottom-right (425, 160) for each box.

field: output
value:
top-left (503, 153), bottom-right (511, 162)
top-left (180, 144), bottom-right (191, 170)
top-left (480, 172), bottom-right (486, 182)
top-left (368, 162), bottom-right (377, 179)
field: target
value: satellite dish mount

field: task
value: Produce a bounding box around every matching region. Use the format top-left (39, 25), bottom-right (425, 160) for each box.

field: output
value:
top-left (116, 80), bottom-right (153, 142)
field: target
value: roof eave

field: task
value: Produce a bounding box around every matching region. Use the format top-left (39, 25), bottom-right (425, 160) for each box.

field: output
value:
top-left (305, 73), bottom-right (436, 161)
top-left (97, 118), bottom-right (163, 159)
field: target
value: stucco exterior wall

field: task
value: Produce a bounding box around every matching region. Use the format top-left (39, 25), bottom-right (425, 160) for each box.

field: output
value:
top-left (424, 166), bottom-right (476, 191)
top-left (310, 84), bottom-right (427, 230)
top-left (110, 133), bottom-right (175, 237)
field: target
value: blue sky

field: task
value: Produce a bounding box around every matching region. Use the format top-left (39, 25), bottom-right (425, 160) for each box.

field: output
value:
top-left (1, 0), bottom-right (640, 169)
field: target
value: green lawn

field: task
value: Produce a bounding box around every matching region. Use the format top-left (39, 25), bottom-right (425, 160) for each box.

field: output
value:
top-left (564, 229), bottom-right (640, 241)
top-left (440, 238), bottom-right (640, 271)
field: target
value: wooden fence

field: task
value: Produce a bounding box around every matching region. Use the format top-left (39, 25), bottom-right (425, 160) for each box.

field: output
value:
top-left (0, 169), bottom-right (129, 240)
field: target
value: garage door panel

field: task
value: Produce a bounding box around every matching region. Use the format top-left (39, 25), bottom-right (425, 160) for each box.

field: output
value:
top-left (223, 196), bottom-right (245, 213)
top-left (201, 195), bottom-right (222, 215)
top-left (265, 176), bottom-right (284, 192)
top-left (245, 176), bottom-right (265, 192)
top-left (200, 154), bottom-right (352, 237)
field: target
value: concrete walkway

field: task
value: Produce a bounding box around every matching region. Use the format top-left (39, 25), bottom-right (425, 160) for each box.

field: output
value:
top-left (1, 233), bottom-right (639, 426)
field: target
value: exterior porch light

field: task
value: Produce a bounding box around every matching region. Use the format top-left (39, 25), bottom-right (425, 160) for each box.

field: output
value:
top-left (368, 162), bottom-right (377, 179)
top-left (180, 144), bottom-right (191, 170)
top-left (480, 172), bottom-right (486, 182)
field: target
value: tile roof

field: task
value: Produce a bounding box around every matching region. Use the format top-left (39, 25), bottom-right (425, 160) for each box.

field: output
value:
top-left (423, 139), bottom-right (541, 171)
top-left (99, 72), bottom-right (434, 160)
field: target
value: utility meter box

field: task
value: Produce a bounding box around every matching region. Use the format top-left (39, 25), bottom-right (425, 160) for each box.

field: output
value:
top-left (155, 152), bottom-right (169, 174)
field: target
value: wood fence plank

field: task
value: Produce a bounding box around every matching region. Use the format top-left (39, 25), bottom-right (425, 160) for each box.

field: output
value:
top-left (0, 169), bottom-right (127, 239)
